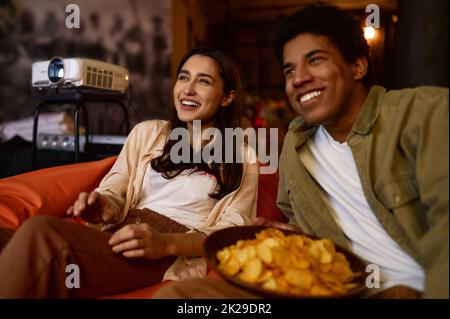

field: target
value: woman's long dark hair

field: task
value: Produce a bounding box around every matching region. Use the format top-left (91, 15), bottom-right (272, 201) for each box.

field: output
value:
top-left (151, 48), bottom-right (244, 200)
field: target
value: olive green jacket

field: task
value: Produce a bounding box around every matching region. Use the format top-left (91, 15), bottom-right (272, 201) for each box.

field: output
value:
top-left (277, 85), bottom-right (449, 298)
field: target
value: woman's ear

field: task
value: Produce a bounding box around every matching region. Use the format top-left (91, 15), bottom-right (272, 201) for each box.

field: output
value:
top-left (351, 57), bottom-right (368, 81)
top-left (221, 90), bottom-right (236, 107)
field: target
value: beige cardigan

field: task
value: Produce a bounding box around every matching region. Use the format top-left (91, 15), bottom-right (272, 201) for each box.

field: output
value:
top-left (95, 120), bottom-right (259, 280)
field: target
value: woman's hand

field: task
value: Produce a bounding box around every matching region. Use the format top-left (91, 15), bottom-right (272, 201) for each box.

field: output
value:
top-left (252, 216), bottom-right (300, 232)
top-left (66, 191), bottom-right (120, 224)
top-left (109, 223), bottom-right (170, 259)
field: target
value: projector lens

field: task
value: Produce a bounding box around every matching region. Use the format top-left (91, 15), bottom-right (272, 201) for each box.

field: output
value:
top-left (48, 57), bottom-right (64, 83)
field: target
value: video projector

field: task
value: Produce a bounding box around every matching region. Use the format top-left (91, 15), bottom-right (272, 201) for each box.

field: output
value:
top-left (31, 57), bottom-right (129, 93)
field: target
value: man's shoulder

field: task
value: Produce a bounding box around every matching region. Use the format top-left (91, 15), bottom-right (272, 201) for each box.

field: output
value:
top-left (385, 85), bottom-right (448, 95)
top-left (383, 86), bottom-right (448, 109)
top-left (280, 117), bottom-right (316, 155)
top-left (287, 116), bottom-right (314, 133)
top-left (285, 117), bottom-right (307, 143)
top-left (374, 86), bottom-right (448, 136)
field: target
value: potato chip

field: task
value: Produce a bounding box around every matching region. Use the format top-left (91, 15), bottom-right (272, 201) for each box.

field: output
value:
top-left (256, 242), bottom-right (273, 264)
top-left (261, 278), bottom-right (277, 291)
top-left (331, 262), bottom-right (354, 282)
top-left (285, 269), bottom-right (315, 290)
top-left (262, 237), bottom-right (281, 248)
top-left (294, 258), bottom-right (310, 270)
top-left (218, 256), bottom-right (240, 277)
top-left (310, 284), bottom-right (334, 296)
top-left (323, 280), bottom-right (346, 295)
top-left (309, 239), bottom-right (334, 264)
top-left (334, 252), bottom-right (349, 264)
top-left (291, 235), bottom-right (304, 248)
top-left (239, 258), bottom-right (263, 284)
top-left (320, 263), bottom-right (332, 273)
top-left (256, 269), bottom-right (273, 284)
top-left (274, 277), bottom-right (290, 293)
top-left (217, 248), bottom-right (230, 264)
top-left (236, 240), bottom-right (246, 248)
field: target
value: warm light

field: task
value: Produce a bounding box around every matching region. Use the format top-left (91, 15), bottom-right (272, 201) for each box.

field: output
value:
top-left (364, 27), bottom-right (376, 40)
top-left (125, 75), bottom-right (129, 81)
top-left (391, 14), bottom-right (399, 23)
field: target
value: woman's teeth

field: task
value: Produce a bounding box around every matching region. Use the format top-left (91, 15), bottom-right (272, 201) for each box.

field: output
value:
top-left (300, 90), bottom-right (322, 103)
top-left (182, 100), bottom-right (201, 107)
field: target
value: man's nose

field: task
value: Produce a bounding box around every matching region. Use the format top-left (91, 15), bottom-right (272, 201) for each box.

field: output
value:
top-left (292, 66), bottom-right (313, 87)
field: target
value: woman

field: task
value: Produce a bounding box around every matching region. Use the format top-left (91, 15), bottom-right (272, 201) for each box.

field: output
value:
top-left (0, 48), bottom-right (259, 298)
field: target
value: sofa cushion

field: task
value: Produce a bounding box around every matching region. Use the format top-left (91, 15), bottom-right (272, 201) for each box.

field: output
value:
top-left (0, 156), bottom-right (117, 228)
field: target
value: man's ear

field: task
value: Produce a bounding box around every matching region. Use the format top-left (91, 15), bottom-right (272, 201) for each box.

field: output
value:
top-left (221, 90), bottom-right (236, 107)
top-left (352, 57), bottom-right (368, 81)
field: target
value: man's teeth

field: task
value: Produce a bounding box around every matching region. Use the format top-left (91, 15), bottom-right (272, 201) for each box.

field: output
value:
top-left (300, 90), bottom-right (322, 103)
top-left (182, 100), bottom-right (201, 107)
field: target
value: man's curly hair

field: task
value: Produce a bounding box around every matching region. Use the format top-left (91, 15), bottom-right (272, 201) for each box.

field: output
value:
top-left (274, 4), bottom-right (373, 87)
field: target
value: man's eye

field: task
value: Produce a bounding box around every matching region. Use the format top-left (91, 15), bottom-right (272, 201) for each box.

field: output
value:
top-left (199, 78), bottom-right (210, 85)
top-left (309, 57), bottom-right (323, 64)
top-left (284, 69), bottom-right (295, 78)
top-left (178, 75), bottom-right (188, 81)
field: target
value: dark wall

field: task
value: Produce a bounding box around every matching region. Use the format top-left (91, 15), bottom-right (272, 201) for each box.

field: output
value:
top-left (395, 0), bottom-right (448, 88)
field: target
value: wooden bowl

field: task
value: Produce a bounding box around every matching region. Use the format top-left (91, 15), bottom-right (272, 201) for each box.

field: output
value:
top-left (204, 226), bottom-right (368, 298)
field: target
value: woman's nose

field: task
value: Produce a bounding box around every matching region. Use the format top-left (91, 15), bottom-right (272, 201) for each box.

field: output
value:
top-left (183, 81), bottom-right (196, 95)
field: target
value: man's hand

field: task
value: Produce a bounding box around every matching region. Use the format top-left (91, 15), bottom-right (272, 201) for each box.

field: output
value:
top-left (108, 223), bottom-right (169, 259)
top-left (66, 191), bottom-right (120, 224)
top-left (252, 216), bottom-right (300, 232)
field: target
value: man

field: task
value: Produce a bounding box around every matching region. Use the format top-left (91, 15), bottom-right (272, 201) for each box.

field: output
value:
top-left (154, 4), bottom-right (448, 298)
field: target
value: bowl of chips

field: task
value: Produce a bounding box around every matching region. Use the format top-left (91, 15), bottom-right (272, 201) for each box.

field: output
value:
top-left (204, 226), bottom-right (368, 298)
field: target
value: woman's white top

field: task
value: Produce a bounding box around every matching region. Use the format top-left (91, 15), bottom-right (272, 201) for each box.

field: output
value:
top-left (135, 165), bottom-right (218, 229)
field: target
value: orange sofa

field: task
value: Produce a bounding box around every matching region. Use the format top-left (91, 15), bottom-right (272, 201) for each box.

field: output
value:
top-left (0, 156), bottom-right (286, 298)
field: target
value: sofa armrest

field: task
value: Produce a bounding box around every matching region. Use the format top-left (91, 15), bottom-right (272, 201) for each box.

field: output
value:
top-left (0, 156), bottom-right (116, 228)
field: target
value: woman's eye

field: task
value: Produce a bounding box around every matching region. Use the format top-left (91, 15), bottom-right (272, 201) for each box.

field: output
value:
top-left (177, 75), bottom-right (188, 81)
top-left (199, 78), bottom-right (210, 85)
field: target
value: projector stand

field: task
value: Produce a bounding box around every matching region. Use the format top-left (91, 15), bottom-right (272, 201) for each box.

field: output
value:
top-left (31, 88), bottom-right (130, 169)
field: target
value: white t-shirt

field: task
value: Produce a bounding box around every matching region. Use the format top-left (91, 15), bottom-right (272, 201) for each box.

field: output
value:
top-left (135, 166), bottom-right (218, 229)
top-left (299, 126), bottom-right (425, 295)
